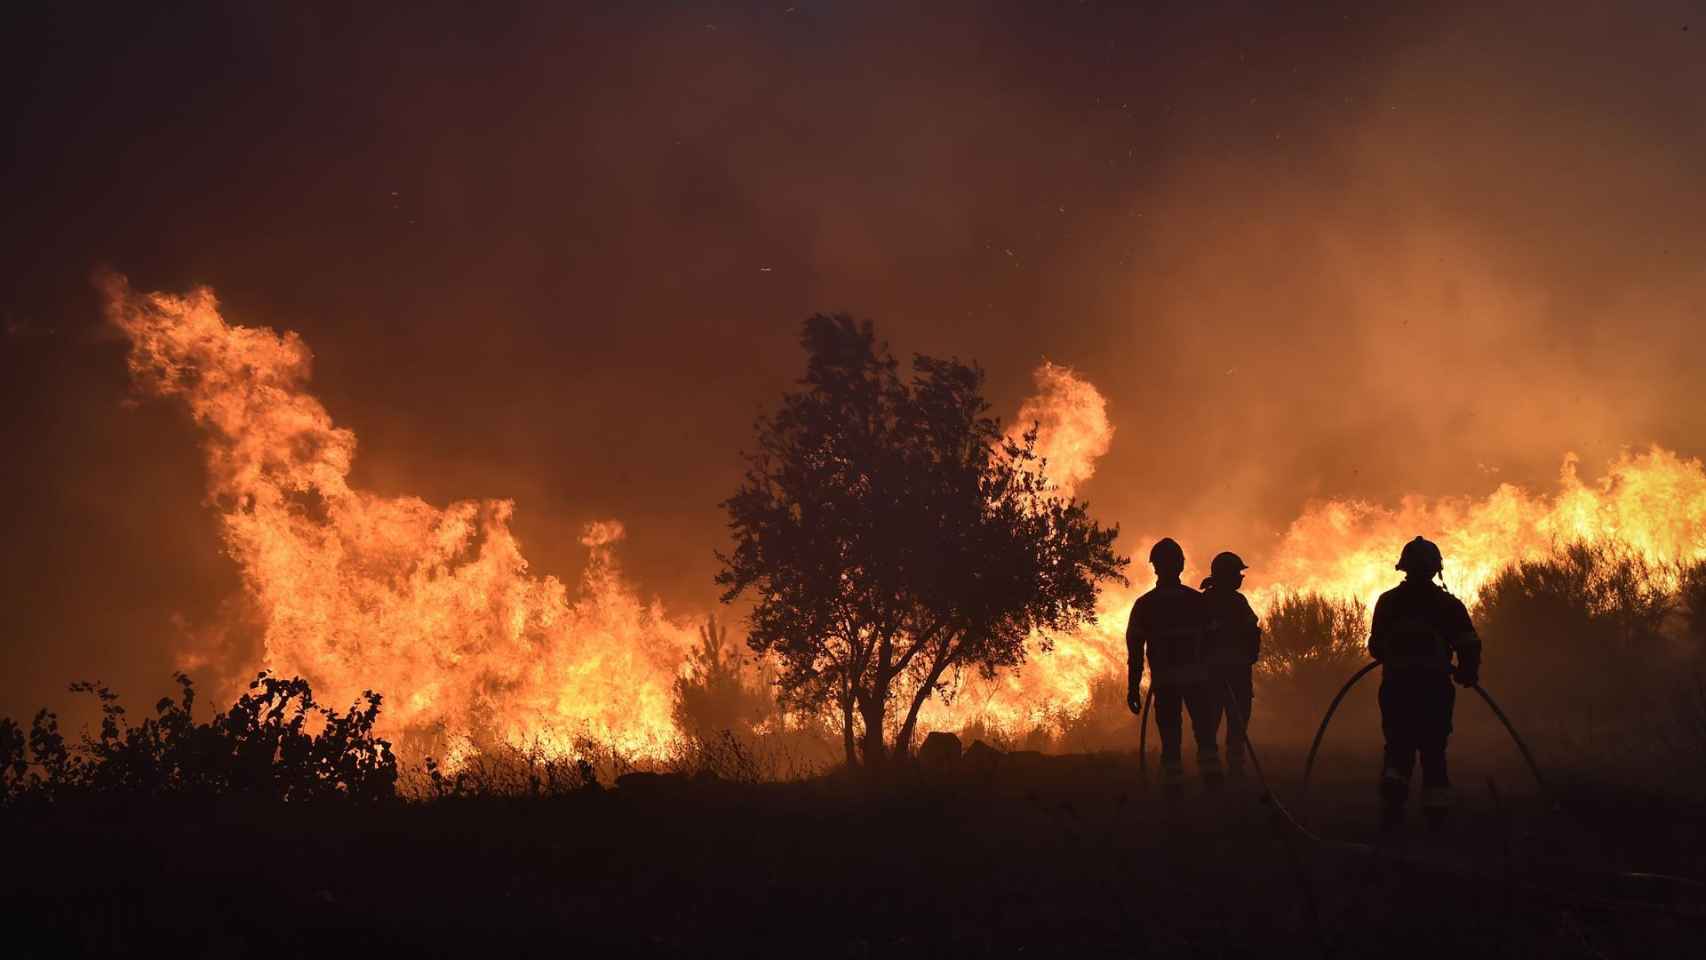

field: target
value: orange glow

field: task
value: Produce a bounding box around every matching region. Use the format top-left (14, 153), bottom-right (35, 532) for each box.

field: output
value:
top-left (1249, 447), bottom-right (1706, 614)
top-left (104, 278), bottom-right (694, 762)
top-left (930, 378), bottom-right (1706, 736)
top-left (105, 278), bottom-right (1706, 753)
top-left (1009, 360), bottom-right (1114, 501)
top-left (923, 362), bottom-right (1129, 733)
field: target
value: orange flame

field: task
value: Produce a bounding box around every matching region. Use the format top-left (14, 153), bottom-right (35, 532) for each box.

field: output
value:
top-left (1249, 447), bottom-right (1706, 614)
top-left (932, 370), bottom-right (1706, 736)
top-left (106, 279), bottom-right (1706, 753)
top-left (104, 278), bottom-right (694, 760)
top-left (922, 362), bottom-right (1129, 733)
top-left (1009, 360), bottom-right (1114, 500)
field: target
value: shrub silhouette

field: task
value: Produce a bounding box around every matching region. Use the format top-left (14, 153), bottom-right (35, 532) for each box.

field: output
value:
top-left (1474, 543), bottom-right (1706, 785)
top-left (1679, 559), bottom-right (1706, 646)
top-left (1, 671), bottom-right (397, 804)
top-left (1050, 673), bottom-right (1140, 753)
top-left (670, 613), bottom-right (776, 741)
top-left (1254, 592), bottom-right (1370, 728)
top-left (422, 745), bottom-right (600, 800)
top-left (1475, 543), bottom-right (1672, 710)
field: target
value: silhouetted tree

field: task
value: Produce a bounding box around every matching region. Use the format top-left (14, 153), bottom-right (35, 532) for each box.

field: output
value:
top-left (716, 315), bottom-right (1127, 769)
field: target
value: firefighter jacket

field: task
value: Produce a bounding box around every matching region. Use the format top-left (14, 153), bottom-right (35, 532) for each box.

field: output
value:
top-left (1127, 579), bottom-right (1212, 692)
top-left (1203, 585), bottom-right (1261, 667)
top-left (1367, 579), bottom-right (1482, 675)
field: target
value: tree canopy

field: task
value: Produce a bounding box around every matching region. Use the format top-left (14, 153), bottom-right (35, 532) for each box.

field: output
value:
top-left (717, 315), bottom-right (1127, 768)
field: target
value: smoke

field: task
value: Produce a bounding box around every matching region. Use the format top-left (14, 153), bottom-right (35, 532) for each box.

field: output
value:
top-left (7, 2), bottom-right (1706, 733)
top-left (1080, 4), bottom-right (1706, 562)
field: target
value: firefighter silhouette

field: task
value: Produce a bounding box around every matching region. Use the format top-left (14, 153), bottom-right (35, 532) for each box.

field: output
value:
top-left (1202, 551), bottom-right (1260, 778)
top-left (1368, 536), bottom-right (1483, 829)
top-left (1127, 538), bottom-right (1221, 789)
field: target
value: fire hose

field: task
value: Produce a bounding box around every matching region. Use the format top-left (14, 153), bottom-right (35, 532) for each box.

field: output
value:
top-left (1285, 665), bottom-right (1706, 915)
top-left (1133, 669), bottom-right (1706, 918)
top-left (1300, 661), bottom-right (1548, 798)
top-left (1136, 686), bottom-right (1154, 782)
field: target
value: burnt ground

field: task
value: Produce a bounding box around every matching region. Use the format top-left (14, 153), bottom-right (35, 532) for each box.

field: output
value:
top-left (3, 746), bottom-right (1704, 959)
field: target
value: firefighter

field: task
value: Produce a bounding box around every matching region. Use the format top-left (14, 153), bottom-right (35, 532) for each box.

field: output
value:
top-left (1127, 538), bottom-right (1220, 789)
top-left (1202, 551), bottom-right (1261, 778)
top-left (1368, 536), bottom-right (1483, 829)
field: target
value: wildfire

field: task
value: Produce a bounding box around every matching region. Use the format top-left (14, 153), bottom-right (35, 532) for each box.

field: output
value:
top-left (105, 276), bottom-right (1706, 752)
top-left (932, 379), bottom-right (1706, 735)
top-left (104, 278), bottom-right (694, 760)
top-left (922, 362), bottom-right (1130, 733)
top-left (1009, 360), bottom-right (1114, 501)
top-left (1250, 448), bottom-right (1706, 613)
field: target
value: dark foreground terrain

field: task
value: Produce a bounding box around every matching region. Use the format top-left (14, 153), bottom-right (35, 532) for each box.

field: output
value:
top-left (5, 746), bottom-right (1704, 958)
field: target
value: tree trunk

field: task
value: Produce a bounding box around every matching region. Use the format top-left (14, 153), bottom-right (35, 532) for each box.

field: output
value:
top-left (858, 693), bottom-right (887, 769)
top-left (839, 687), bottom-right (857, 769)
top-left (842, 702), bottom-right (859, 770)
top-left (895, 652), bottom-right (955, 758)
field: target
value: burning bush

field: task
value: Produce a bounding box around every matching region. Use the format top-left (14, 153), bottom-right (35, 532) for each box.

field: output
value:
top-left (0, 672), bottom-right (397, 805)
top-left (670, 614), bottom-right (777, 741)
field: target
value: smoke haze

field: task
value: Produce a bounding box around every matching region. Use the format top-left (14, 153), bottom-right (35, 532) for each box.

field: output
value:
top-left (4, 1), bottom-right (1705, 721)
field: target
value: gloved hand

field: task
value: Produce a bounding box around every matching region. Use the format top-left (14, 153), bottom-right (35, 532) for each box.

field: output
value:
top-left (1453, 665), bottom-right (1479, 688)
top-left (1127, 690), bottom-right (1143, 715)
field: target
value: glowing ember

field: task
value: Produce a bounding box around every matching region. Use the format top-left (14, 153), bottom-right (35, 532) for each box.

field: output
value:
top-left (104, 277), bottom-right (694, 760)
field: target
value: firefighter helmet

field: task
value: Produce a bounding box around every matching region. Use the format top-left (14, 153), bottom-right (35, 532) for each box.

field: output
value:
top-left (1395, 536), bottom-right (1443, 575)
top-left (1211, 551), bottom-right (1248, 579)
top-left (1149, 537), bottom-right (1185, 572)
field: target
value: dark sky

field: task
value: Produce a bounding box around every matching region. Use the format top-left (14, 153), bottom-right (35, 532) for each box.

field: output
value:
top-left (4, 1), bottom-right (1704, 719)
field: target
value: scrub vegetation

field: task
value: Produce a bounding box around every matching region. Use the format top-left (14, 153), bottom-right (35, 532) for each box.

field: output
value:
top-left (3, 548), bottom-right (1705, 954)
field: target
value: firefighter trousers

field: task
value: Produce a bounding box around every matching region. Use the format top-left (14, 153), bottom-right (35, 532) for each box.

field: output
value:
top-left (1153, 681), bottom-right (1221, 770)
top-left (1219, 666), bottom-right (1254, 769)
top-left (1378, 670), bottom-right (1455, 798)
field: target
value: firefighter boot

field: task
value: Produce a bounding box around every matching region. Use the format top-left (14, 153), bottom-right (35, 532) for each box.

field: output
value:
top-left (1160, 759), bottom-right (1186, 799)
top-left (1198, 749), bottom-right (1224, 791)
top-left (1379, 768), bottom-right (1410, 831)
top-left (1224, 739), bottom-right (1246, 782)
top-left (1226, 754), bottom-right (1246, 784)
top-left (1422, 785), bottom-right (1452, 832)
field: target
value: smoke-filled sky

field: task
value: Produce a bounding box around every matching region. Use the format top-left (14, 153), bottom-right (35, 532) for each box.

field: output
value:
top-left (4, 1), bottom-right (1704, 719)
